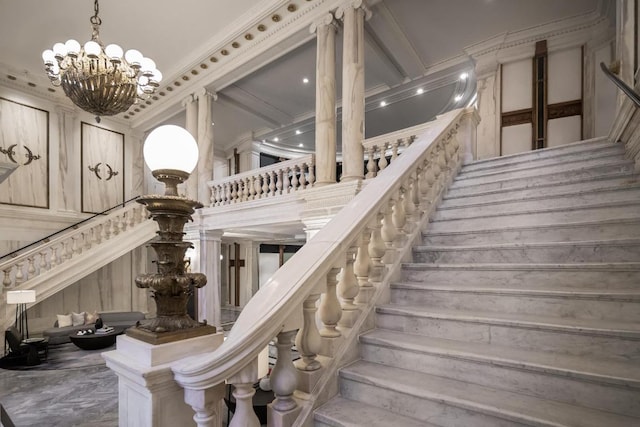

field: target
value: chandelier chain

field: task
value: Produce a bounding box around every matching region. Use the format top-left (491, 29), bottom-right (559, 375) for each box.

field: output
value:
top-left (90, 0), bottom-right (102, 41)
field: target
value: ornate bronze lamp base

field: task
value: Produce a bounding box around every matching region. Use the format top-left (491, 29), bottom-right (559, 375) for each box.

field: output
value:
top-left (126, 169), bottom-right (216, 345)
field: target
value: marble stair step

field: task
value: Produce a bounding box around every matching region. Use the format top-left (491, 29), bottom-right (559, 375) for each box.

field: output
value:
top-left (389, 282), bottom-right (640, 322)
top-left (459, 142), bottom-right (624, 176)
top-left (427, 201), bottom-right (640, 233)
top-left (339, 360), bottom-right (640, 427)
top-left (360, 330), bottom-right (640, 417)
top-left (461, 139), bottom-right (613, 172)
top-left (423, 218), bottom-right (640, 245)
top-left (314, 397), bottom-right (433, 427)
top-left (447, 164), bottom-right (634, 196)
top-left (437, 184), bottom-right (640, 217)
top-left (401, 262), bottom-right (640, 289)
top-left (412, 239), bottom-right (640, 264)
top-left (454, 155), bottom-right (628, 187)
top-left (442, 174), bottom-right (639, 208)
top-left (375, 305), bottom-right (640, 361)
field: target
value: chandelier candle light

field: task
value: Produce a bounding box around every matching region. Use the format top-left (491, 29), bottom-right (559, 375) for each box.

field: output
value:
top-left (41, 0), bottom-right (162, 122)
top-left (126, 125), bottom-right (216, 345)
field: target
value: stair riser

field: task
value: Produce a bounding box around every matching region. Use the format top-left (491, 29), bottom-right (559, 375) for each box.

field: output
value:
top-left (434, 189), bottom-right (640, 221)
top-left (376, 312), bottom-right (640, 361)
top-left (360, 343), bottom-right (640, 417)
top-left (460, 146), bottom-right (624, 175)
top-left (423, 222), bottom-right (640, 245)
top-left (442, 177), bottom-right (639, 208)
top-left (461, 141), bottom-right (613, 172)
top-left (340, 378), bottom-right (528, 427)
top-left (447, 167), bottom-right (633, 197)
top-left (413, 244), bottom-right (640, 264)
top-left (401, 268), bottom-right (640, 290)
top-left (389, 289), bottom-right (640, 322)
top-left (456, 157), bottom-right (627, 185)
top-left (428, 205), bottom-right (640, 233)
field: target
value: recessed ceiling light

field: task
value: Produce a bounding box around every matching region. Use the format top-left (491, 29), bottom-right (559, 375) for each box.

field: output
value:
top-left (416, 88), bottom-right (424, 95)
top-left (454, 94), bottom-right (463, 102)
top-left (298, 143), bottom-right (303, 147)
top-left (459, 72), bottom-right (469, 81)
top-left (296, 130), bottom-right (301, 135)
top-left (380, 101), bottom-right (387, 107)
top-left (211, 122), bottom-right (215, 126)
top-left (303, 77), bottom-right (309, 84)
top-left (274, 137), bottom-right (279, 142)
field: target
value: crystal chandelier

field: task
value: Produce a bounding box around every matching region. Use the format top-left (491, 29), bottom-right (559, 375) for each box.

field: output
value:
top-left (41, 0), bottom-right (162, 122)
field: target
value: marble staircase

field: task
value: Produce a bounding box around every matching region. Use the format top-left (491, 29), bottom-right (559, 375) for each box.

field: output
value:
top-left (314, 139), bottom-right (640, 426)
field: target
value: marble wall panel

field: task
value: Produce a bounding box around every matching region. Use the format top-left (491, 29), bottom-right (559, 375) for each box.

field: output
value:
top-left (501, 123), bottom-right (532, 156)
top-left (502, 59), bottom-right (533, 112)
top-left (0, 97), bottom-right (48, 208)
top-left (548, 116), bottom-right (582, 147)
top-left (548, 47), bottom-right (583, 104)
top-left (81, 122), bottom-right (124, 214)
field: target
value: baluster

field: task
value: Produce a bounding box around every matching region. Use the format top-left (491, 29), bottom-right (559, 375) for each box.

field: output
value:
top-left (271, 330), bottom-right (298, 412)
top-left (3, 269), bottom-right (12, 288)
top-left (391, 139), bottom-right (400, 161)
top-left (295, 294), bottom-right (322, 371)
top-left (299, 164), bottom-right (308, 189)
top-left (184, 386), bottom-right (225, 427)
top-left (231, 180), bottom-right (238, 203)
top-left (368, 213), bottom-right (386, 282)
top-left (103, 220), bottom-right (112, 241)
top-left (64, 240), bottom-right (74, 260)
top-left (50, 245), bottom-right (60, 268)
top-left (128, 208), bottom-right (137, 227)
top-left (365, 147), bottom-right (376, 179)
top-left (110, 218), bottom-right (118, 237)
top-left (84, 231), bottom-right (92, 251)
top-left (393, 188), bottom-right (407, 240)
top-left (248, 176), bottom-right (256, 200)
top-left (276, 169), bottom-right (283, 194)
top-left (381, 199), bottom-right (398, 264)
top-left (290, 165), bottom-right (299, 192)
top-left (378, 144), bottom-right (388, 171)
top-left (39, 251), bottom-right (48, 272)
top-left (15, 262), bottom-right (24, 284)
top-left (319, 268), bottom-right (342, 337)
top-left (354, 229), bottom-right (373, 304)
top-left (27, 257), bottom-right (36, 280)
top-left (229, 383), bottom-right (260, 427)
top-left (119, 213), bottom-right (127, 233)
top-left (93, 225), bottom-right (102, 245)
top-left (338, 247), bottom-right (359, 311)
top-left (308, 160), bottom-right (315, 186)
top-left (243, 177), bottom-right (250, 201)
top-left (403, 177), bottom-right (417, 232)
top-left (253, 175), bottom-right (262, 199)
top-left (72, 236), bottom-right (81, 255)
top-left (268, 171), bottom-right (276, 196)
top-left (262, 173), bottom-right (269, 198)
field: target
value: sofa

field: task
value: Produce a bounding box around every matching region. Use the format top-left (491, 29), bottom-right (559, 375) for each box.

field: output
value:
top-left (42, 311), bottom-right (145, 345)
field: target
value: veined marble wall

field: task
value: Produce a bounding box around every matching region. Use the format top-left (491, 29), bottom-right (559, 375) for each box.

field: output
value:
top-left (0, 97), bottom-right (49, 208)
top-left (81, 123), bottom-right (125, 214)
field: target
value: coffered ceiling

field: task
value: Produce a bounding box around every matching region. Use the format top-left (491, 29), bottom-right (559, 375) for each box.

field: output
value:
top-left (0, 0), bottom-right (608, 155)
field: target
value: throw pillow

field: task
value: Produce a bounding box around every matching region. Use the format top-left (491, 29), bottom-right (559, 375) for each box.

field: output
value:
top-left (57, 313), bottom-right (73, 328)
top-left (85, 311), bottom-right (98, 324)
top-left (71, 311), bottom-right (86, 326)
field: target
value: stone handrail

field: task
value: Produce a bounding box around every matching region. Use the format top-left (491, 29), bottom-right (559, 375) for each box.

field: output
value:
top-left (1, 202), bottom-right (149, 289)
top-left (172, 107), bottom-right (478, 426)
top-left (362, 121), bottom-right (434, 178)
top-left (207, 154), bottom-right (315, 207)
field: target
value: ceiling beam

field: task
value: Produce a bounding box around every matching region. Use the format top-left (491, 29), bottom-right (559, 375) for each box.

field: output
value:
top-left (218, 86), bottom-right (294, 129)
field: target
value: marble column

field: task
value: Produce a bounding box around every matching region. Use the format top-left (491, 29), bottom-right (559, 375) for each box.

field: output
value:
top-left (183, 94), bottom-right (198, 200)
top-left (310, 14), bottom-right (338, 186)
top-left (197, 230), bottom-right (223, 329)
top-left (337, 0), bottom-right (368, 182)
top-left (473, 57), bottom-right (501, 159)
top-left (196, 89), bottom-right (216, 206)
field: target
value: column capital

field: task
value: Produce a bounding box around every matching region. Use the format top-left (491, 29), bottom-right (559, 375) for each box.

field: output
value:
top-left (181, 93), bottom-right (196, 107)
top-left (335, 0), bottom-right (372, 20)
top-left (309, 13), bottom-right (337, 34)
top-left (194, 88), bottom-right (218, 102)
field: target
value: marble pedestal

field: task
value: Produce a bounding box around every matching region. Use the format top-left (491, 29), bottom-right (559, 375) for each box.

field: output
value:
top-left (103, 332), bottom-right (224, 427)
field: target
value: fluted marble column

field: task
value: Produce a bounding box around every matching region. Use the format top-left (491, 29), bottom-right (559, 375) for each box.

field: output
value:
top-left (311, 14), bottom-right (337, 186)
top-left (337, 1), bottom-right (368, 182)
top-left (197, 230), bottom-right (223, 329)
top-left (183, 94), bottom-right (198, 199)
top-left (196, 89), bottom-right (216, 205)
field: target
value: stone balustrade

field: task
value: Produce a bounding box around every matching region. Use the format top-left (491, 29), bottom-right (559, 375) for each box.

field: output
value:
top-left (172, 108), bottom-right (476, 427)
top-left (207, 155), bottom-right (315, 207)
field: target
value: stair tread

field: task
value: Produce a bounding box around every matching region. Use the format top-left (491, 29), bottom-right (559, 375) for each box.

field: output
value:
top-left (402, 261), bottom-right (640, 271)
top-left (424, 217), bottom-right (640, 236)
top-left (414, 238), bottom-right (640, 251)
top-left (315, 397), bottom-right (433, 427)
top-left (342, 361), bottom-right (640, 427)
top-left (391, 282), bottom-right (640, 300)
top-left (376, 305), bottom-right (640, 337)
top-left (360, 329), bottom-right (640, 387)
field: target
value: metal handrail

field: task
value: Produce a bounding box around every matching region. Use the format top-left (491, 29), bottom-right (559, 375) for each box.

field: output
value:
top-left (600, 62), bottom-right (640, 108)
top-left (0, 195), bottom-right (141, 261)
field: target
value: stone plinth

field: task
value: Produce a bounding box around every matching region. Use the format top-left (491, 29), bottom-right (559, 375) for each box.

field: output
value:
top-left (103, 332), bottom-right (224, 427)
